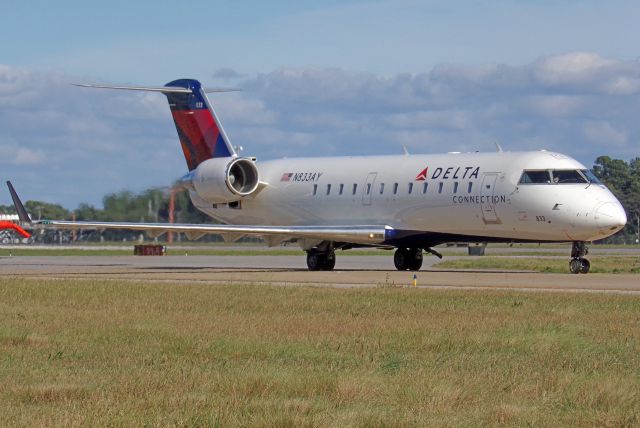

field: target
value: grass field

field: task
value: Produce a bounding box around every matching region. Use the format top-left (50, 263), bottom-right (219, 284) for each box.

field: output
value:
top-left (1, 279), bottom-right (639, 426)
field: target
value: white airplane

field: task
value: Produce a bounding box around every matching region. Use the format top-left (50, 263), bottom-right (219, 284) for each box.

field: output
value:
top-left (7, 79), bottom-right (627, 273)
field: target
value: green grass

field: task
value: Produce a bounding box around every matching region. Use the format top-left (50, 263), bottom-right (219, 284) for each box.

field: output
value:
top-left (1, 278), bottom-right (639, 426)
top-left (0, 248), bottom-right (133, 256)
top-left (434, 256), bottom-right (640, 274)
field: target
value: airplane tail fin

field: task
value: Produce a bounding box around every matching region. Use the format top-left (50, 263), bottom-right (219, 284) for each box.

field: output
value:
top-left (6, 181), bottom-right (32, 223)
top-left (163, 79), bottom-right (236, 170)
top-left (74, 79), bottom-right (240, 171)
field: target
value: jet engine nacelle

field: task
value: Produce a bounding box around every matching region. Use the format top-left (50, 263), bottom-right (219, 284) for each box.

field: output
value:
top-left (192, 157), bottom-right (260, 203)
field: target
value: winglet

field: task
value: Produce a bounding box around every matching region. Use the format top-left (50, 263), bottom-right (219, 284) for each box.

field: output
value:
top-left (6, 181), bottom-right (32, 223)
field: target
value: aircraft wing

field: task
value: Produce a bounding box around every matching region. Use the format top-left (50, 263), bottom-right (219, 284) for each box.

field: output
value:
top-left (6, 181), bottom-right (389, 246)
top-left (36, 220), bottom-right (390, 246)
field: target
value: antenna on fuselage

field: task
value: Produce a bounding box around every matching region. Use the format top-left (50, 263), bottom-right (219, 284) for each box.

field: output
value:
top-left (494, 142), bottom-right (504, 152)
top-left (401, 144), bottom-right (410, 156)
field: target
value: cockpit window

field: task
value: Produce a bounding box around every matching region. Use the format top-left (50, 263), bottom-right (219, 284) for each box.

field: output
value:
top-left (519, 170), bottom-right (551, 184)
top-left (520, 169), bottom-right (599, 185)
top-left (580, 169), bottom-right (602, 184)
top-left (551, 170), bottom-right (588, 184)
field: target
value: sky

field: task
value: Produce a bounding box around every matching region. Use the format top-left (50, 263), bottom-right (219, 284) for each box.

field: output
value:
top-left (1, 0), bottom-right (639, 208)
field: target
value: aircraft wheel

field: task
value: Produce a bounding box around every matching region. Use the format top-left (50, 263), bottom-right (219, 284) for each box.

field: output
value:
top-left (307, 251), bottom-right (336, 271)
top-left (322, 252), bottom-right (336, 271)
top-left (408, 249), bottom-right (423, 271)
top-left (307, 252), bottom-right (322, 271)
top-left (570, 258), bottom-right (590, 274)
top-left (394, 248), bottom-right (409, 270)
top-left (579, 258), bottom-right (590, 274)
top-left (569, 258), bottom-right (581, 274)
top-left (394, 248), bottom-right (422, 271)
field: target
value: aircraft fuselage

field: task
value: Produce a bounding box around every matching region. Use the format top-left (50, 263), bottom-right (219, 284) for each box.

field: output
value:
top-left (190, 150), bottom-right (626, 247)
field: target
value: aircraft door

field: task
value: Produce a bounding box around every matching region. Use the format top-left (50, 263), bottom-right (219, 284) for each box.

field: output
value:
top-left (362, 172), bottom-right (377, 206)
top-left (480, 173), bottom-right (501, 224)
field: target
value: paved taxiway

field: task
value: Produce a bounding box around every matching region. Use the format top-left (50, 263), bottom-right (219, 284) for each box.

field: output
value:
top-left (1, 254), bottom-right (639, 294)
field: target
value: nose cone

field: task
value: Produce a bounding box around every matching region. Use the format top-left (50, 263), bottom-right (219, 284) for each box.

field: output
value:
top-left (594, 202), bottom-right (627, 232)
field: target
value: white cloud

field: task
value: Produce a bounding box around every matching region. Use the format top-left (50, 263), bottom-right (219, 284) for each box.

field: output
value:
top-left (525, 95), bottom-right (587, 118)
top-left (14, 148), bottom-right (46, 165)
top-left (532, 52), bottom-right (618, 86)
top-left (212, 68), bottom-right (245, 80)
top-left (603, 76), bottom-right (640, 95)
top-left (1, 53), bottom-right (639, 208)
top-left (583, 121), bottom-right (628, 146)
top-left (385, 110), bottom-right (471, 130)
top-left (0, 142), bottom-right (46, 166)
top-left (0, 65), bottom-right (185, 207)
top-left (241, 53), bottom-right (639, 162)
top-left (214, 96), bottom-right (277, 126)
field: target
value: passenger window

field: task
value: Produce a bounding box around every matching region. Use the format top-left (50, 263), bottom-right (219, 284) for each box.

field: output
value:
top-left (393, 183), bottom-right (398, 194)
top-left (453, 182), bottom-right (458, 193)
top-left (352, 183), bottom-right (357, 195)
top-left (339, 184), bottom-right (344, 195)
top-left (366, 183), bottom-right (371, 195)
top-left (467, 182), bottom-right (473, 193)
top-left (313, 184), bottom-right (317, 196)
top-left (422, 183), bottom-right (428, 194)
top-left (408, 183), bottom-right (413, 194)
top-left (326, 184), bottom-right (331, 195)
top-left (379, 183), bottom-right (385, 194)
top-left (551, 170), bottom-right (588, 184)
top-left (519, 170), bottom-right (551, 184)
top-left (438, 182), bottom-right (443, 194)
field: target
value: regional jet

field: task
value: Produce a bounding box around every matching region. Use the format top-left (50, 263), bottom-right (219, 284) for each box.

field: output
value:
top-left (7, 79), bottom-right (627, 273)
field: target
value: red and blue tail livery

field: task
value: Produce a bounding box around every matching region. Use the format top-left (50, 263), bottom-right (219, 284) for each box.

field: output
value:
top-left (164, 79), bottom-right (234, 170)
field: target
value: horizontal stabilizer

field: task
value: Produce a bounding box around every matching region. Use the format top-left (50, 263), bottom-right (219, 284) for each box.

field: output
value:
top-left (75, 78), bottom-right (239, 168)
top-left (73, 83), bottom-right (241, 94)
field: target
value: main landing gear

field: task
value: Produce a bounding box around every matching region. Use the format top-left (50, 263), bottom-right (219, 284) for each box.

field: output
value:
top-left (393, 248), bottom-right (423, 271)
top-left (569, 241), bottom-right (590, 274)
top-left (303, 244), bottom-right (438, 272)
top-left (306, 250), bottom-right (336, 271)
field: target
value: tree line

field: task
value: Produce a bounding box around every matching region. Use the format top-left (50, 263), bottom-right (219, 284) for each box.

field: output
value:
top-left (1, 155), bottom-right (639, 243)
top-left (0, 187), bottom-right (211, 243)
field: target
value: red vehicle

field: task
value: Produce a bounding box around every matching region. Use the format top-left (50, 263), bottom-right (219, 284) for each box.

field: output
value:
top-left (0, 221), bottom-right (31, 239)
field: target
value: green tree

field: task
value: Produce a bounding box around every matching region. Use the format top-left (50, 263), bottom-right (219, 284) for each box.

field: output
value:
top-left (24, 200), bottom-right (70, 221)
top-left (593, 156), bottom-right (640, 243)
top-left (75, 203), bottom-right (102, 221)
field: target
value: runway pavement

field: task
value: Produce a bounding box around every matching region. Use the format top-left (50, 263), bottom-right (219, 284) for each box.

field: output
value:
top-left (1, 254), bottom-right (639, 294)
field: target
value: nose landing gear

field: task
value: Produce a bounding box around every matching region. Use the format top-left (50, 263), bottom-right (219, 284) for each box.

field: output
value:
top-left (394, 248), bottom-right (423, 271)
top-left (569, 241), bottom-right (590, 274)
